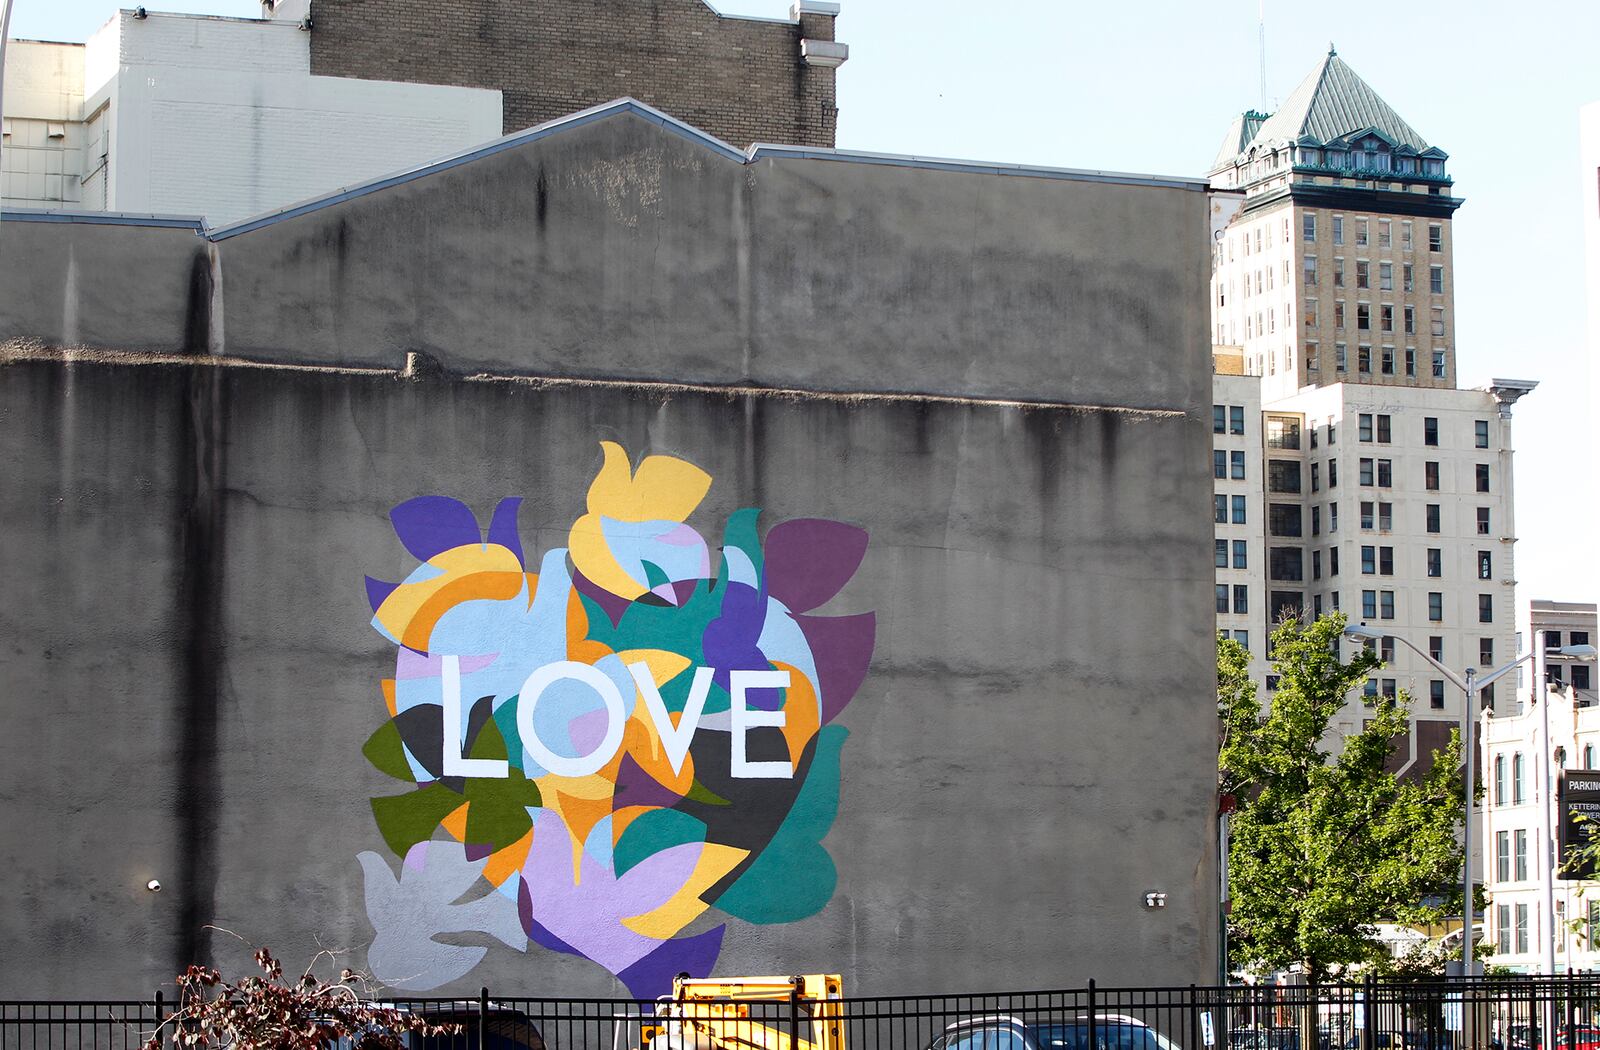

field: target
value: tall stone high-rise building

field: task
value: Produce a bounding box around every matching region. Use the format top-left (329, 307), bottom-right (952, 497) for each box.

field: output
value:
top-left (1208, 49), bottom-right (1537, 759)
top-left (1209, 47), bottom-right (1461, 400)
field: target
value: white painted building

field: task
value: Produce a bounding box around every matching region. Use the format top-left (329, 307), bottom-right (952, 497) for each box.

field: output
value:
top-left (2, 8), bottom-right (501, 225)
top-left (1481, 601), bottom-right (1599, 972)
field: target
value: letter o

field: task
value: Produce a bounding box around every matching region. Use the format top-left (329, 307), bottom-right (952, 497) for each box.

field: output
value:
top-left (516, 661), bottom-right (627, 778)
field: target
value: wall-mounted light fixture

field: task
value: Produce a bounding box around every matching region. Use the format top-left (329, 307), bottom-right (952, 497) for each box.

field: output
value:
top-left (146, 879), bottom-right (162, 892)
top-left (1144, 891), bottom-right (1167, 909)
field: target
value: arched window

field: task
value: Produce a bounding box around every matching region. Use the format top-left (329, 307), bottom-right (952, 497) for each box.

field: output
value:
top-left (1586, 744), bottom-right (1595, 770)
top-left (1513, 753), bottom-right (1525, 804)
top-left (1494, 754), bottom-right (1506, 805)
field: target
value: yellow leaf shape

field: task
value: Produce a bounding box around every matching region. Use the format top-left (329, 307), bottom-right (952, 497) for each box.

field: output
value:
top-left (586, 441), bottom-right (712, 524)
top-left (373, 544), bottom-right (529, 651)
top-left (621, 843), bottom-right (749, 939)
top-left (482, 827), bottom-right (532, 888)
top-left (440, 802), bottom-right (469, 842)
top-left (618, 649), bottom-right (692, 690)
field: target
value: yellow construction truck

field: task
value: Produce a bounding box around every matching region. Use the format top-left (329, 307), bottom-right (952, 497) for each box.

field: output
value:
top-left (645, 974), bottom-right (846, 1050)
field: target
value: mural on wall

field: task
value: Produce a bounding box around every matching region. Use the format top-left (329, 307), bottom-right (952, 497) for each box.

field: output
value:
top-left (355, 441), bottom-right (875, 994)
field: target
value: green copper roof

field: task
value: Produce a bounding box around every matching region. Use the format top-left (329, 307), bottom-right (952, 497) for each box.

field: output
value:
top-left (1253, 51), bottom-right (1430, 151)
top-left (1216, 50), bottom-right (1434, 171)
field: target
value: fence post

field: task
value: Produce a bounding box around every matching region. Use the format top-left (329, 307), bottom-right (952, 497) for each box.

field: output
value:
top-left (1190, 984), bottom-right (1200, 1050)
top-left (790, 976), bottom-right (803, 1050)
top-left (1363, 975), bottom-right (1375, 1050)
top-left (1569, 972), bottom-right (1578, 1050)
top-left (479, 986), bottom-right (488, 1050)
top-left (154, 990), bottom-right (165, 1050)
top-left (1089, 980), bottom-right (1098, 1050)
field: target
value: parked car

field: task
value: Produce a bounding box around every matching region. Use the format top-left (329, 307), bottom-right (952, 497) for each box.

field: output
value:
top-left (927, 1014), bottom-right (1184, 1050)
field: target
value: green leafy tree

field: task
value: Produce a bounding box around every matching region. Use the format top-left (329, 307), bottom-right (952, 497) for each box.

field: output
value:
top-left (1219, 613), bottom-right (1469, 984)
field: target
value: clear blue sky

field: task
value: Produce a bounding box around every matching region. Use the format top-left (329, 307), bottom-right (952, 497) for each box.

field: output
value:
top-left (13, 0), bottom-right (1600, 629)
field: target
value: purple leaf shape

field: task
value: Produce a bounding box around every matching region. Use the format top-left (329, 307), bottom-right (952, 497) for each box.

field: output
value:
top-left (613, 751), bottom-right (687, 809)
top-left (572, 569), bottom-right (632, 628)
top-left (487, 497), bottom-right (525, 566)
top-left (391, 496), bottom-right (483, 562)
top-left (616, 925), bottom-right (726, 999)
top-left (795, 611), bottom-right (876, 723)
top-left (365, 576), bottom-right (398, 613)
top-left (703, 583), bottom-right (780, 706)
top-left (763, 519), bottom-right (868, 614)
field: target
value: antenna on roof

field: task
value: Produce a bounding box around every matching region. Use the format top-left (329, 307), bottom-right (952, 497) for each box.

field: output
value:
top-left (1257, 0), bottom-right (1268, 111)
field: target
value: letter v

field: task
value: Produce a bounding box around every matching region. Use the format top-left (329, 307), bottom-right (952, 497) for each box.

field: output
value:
top-left (629, 663), bottom-right (714, 776)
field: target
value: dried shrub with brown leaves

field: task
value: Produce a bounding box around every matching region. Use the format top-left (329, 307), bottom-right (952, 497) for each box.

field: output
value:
top-left (145, 948), bottom-right (459, 1050)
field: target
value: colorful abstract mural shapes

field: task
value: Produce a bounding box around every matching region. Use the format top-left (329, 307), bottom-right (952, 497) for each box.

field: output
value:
top-left (359, 442), bottom-right (875, 994)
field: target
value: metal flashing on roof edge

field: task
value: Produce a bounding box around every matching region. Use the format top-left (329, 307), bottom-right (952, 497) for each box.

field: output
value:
top-left (3, 97), bottom-right (1209, 241)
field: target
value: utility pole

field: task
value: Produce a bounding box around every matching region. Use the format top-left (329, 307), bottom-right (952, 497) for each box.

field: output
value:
top-left (1257, 0), bottom-right (1268, 110)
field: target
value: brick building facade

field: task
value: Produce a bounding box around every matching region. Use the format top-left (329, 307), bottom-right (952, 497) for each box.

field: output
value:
top-left (304, 0), bottom-right (845, 148)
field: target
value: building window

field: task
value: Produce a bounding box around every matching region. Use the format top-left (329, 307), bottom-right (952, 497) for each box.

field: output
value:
top-left (1379, 546), bottom-right (1394, 575)
top-left (1233, 540), bottom-right (1247, 569)
top-left (1381, 345), bottom-right (1395, 374)
top-left (1427, 548), bottom-right (1442, 578)
top-left (1577, 666), bottom-right (1593, 691)
top-left (1266, 416), bottom-right (1301, 449)
top-left (1404, 305), bottom-right (1415, 335)
top-left (1311, 506), bottom-right (1321, 535)
top-left (1378, 503), bottom-right (1392, 530)
top-left (1494, 755), bottom-right (1506, 805)
top-left (1362, 545), bottom-right (1376, 574)
top-left (1587, 744), bottom-right (1597, 769)
top-left (1215, 495), bottom-right (1228, 523)
top-left (1328, 459), bottom-right (1338, 487)
top-left (1380, 305), bottom-right (1393, 333)
top-left (1513, 752), bottom-right (1525, 803)
top-left (1312, 550), bottom-right (1322, 580)
top-left (1477, 507), bottom-right (1490, 535)
top-left (1214, 450), bottom-right (1227, 479)
top-left (1405, 347), bottom-right (1416, 377)
top-left (1304, 256), bottom-right (1318, 285)
top-left (1429, 680), bottom-right (1444, 709)
top-left (1432, 307), bottom-right (1446, 337)
top-left (1363, 678), bottom-right (1378, 702)
top-left (1429, 591), bottom-right (1443, 621)
top-left (1335, 343), bottom-right (1347, 372)
top-left (1361, 501), bottom-right (1375, 529)
top-left (1269, 547), bottom-right (1304, 581)
top-left (1330, 545), bottom-right (1339, 575)
top-left (1233, 585), bottom-right (1249, 614)
top-left (1230, 405), bottom-right (1246, 435)
top-left (1216, 539), bottom-right (1229, 568)
top-left (1336, 301), bottom-right (1346, 329)
top-left (1231, 450), bottom-right (1246, 479)
top-left (1360, 458), bottom-right (1374, 485)
top-left (1497, 830), bottom-right (1511, 881)
top-left (1403, 263), bottom-right (1414, 292)
top-left (1303, 213), bottom-right (1317, 241)
top-left (1429, 265), bottom-right (1444, 294)
top-left (1478, 550), bottom-right (1493, 580)
top-left (1424, 417), bottom-right (1439, 446)
top-left (1268, 460), bottom-right (1302, 493)
top-left (1476, 419), bottom-right (1490, 448)
top-left (1402, 221), bottom-right (1413, 250)
top-left (1232, 495), bottom-right (1247, 524)
top-left (1359, 414), bottom-right (1374, 442)
top-left (1379, 260), bottom-right (1393, 290)
top-left (1362, 590), bottom-right (1377, 618)
top-left (1427, 504), bottom-right (1441, 533)
top-left (1429, 636), bottom-right (1444, 662)
top-left (1216, 584), bottom-right (1229, 613)
top-left (1357, 303), bottom-right (1371, 330)
top-left (1433, 350), bottom-right (1447, 378)
top-left (1479, 593), bottom-right (1494, 623)
top-left (1358, 345), bottom-right (1371, 372)
top-left (1477, 463), bottom-right (1491, 492)
top-left (1356, 260), bottom-right (1370, 289)
top-left (1380, 636), bottom-right (1395, 663)
top-left (1378, 219), bottom-right (1391, 248)
top-left (1380, 590), bottom-right (1395, 619)
top-left (1311, 463), bottom-right (1320, 491)
top-left (1376, 415), bottom-right (1391, 443)
top-left (1425, 461), bottom-right (1440, 490)
top-left (1333, 215), bottom-right (1344, 245)
top-left (1381, 678), bottom-right (1396, 698)
top-left (1356, 218), bottom-right (1369, 247)
top-left (1213, 405), bottom-right (1226, 433)
top-left (1480, 638), bottom-right (1494, 666)
top-left (1515, 829), bottom-right (1528, 881)
top-left (1429, 223), bottom-right (1443, 252)
top-left (1304, 297), bottom-right (1318, 327)
top-left (1516, 903), bottom-right (1529, 953)
top-left (1377, 459), bottom-right (1391, 487)
top-left (1269, 503), bottom-right (1303, 537)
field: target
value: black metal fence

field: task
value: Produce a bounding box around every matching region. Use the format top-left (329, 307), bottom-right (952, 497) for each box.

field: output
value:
top-left (6, 977), bottom-right (1600, 1050)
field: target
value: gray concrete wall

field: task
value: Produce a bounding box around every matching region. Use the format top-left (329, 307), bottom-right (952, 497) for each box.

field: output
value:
top-left (0, 108), bottom-right (1219, 999)
top-left (0, 358), bottom-right (1216, 998)
top-left (1, 112), bottom-right (1212, 412)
